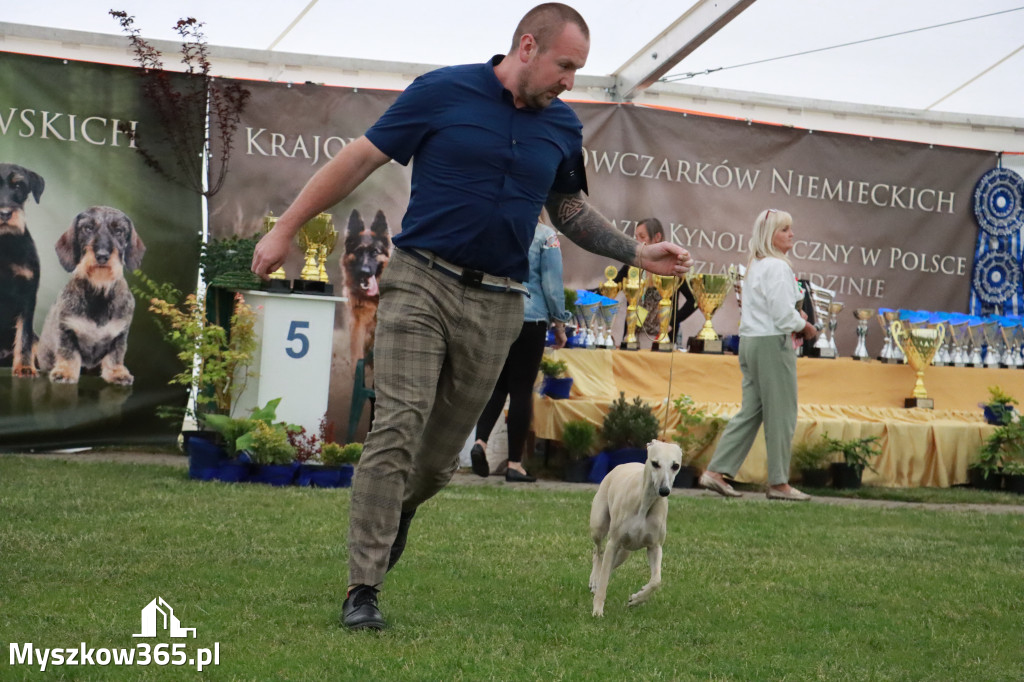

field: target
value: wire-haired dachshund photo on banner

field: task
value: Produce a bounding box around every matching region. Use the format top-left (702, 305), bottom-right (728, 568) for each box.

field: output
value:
top-left (35, 206), bottom-right (146, 385)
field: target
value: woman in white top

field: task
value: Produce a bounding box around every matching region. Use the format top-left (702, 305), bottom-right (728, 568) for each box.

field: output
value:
top-left (699, 209), bottom-right (818, 501)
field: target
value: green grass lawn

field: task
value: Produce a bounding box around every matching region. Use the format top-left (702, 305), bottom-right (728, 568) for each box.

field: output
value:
top-left (2, 456), bottom-right (1023, 681)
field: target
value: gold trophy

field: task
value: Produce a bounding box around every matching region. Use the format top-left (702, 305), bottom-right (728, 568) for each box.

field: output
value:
top-left (651, 275), bottom-right (683, 352)
top-left (293, 212), bottom-right (337, 295)
top-left (852, 308), bottom-right (875, 360)
top-left (261, 213), bottom-right (292, 293)
top-left (685, 272), bottom-right (735, 354)
top-left (620, 266), bottom-right (645, 351)
top-left (890, 319), bottom-right (945, 409)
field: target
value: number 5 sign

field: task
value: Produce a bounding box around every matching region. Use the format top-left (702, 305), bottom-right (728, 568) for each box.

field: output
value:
top-left (230, 289), bottom-right (346, 437)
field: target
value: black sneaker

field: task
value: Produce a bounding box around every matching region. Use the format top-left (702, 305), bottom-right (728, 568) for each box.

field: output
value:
top-left (387, 509), bottom-right (416, 572)
top-left (341, 585), bottom-right (385, 631)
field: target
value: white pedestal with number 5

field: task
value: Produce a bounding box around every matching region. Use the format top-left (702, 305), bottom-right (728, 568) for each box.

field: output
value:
top-left (232, 289), bottom-right (345, 438)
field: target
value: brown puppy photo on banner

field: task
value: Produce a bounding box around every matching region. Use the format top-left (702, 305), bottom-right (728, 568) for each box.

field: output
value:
top-left (0, 162), bottom-right (45, 378)
top-left (341, 208), bottom-right (391, 367)
top-left (35, 206), bottom-right (146, 385)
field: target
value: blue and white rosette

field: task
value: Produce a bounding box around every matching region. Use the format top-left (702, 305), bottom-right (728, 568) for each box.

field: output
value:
top-left (971, 250), bottom-right (1020, 305)
top-left (970, 166), bottom-right (1024, 315)
top-left (973, 167), bottom-right (1024, 238)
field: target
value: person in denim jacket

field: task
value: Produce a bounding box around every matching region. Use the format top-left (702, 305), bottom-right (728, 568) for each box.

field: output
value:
top-left (472, 220), bottom-right (572, 482)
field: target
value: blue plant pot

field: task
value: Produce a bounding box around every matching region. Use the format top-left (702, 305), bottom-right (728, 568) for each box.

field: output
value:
top-left (184, 434), bottom-right (227, 481)
top-left (249, 461), bottom-right (299, 486)
top-left (983, 404), bottom-right (1013, 425)
top-left (297, 463), bottom-right (354, 488)
top-left (588, 447), bottom-right (648, 484)
top-left (214, 459), bottom-right (249, 483)
top-left (541, 376), bottom-right (574, 399)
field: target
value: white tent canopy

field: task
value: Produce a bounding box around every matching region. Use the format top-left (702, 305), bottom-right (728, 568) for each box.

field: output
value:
top-left (3, 0), bottom-right (1023, 153)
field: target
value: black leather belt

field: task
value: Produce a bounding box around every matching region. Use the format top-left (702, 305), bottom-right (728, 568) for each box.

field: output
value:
top-left (405, 248), bottom-right (528, 295)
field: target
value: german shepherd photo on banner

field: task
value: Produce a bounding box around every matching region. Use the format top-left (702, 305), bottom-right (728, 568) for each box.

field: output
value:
top-left (341, 209), bottom-right (391, 368)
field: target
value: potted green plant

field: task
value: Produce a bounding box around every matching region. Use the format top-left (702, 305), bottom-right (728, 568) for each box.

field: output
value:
top-left (560, 419), bottom-right (597, 483)
top-left (671, 394), bottom-right (727, 488)
top-left (792, 434), bottom-right (836, 488)
top-left (205, 398), bottom-right (299, 484)
top-left (318, 442), bottom-right (362, 488)
top-left (132, 271), bottom-right (258, 432)
top-left (971, 417), bottom-right (1024, 491)
top-left (539, 356), bottom-right (573, 399)
top-left (243, 421), bottom-right (299, 486)
top-left (591, 393), bottom-right (661, 483)
top-left (562, 287), bottom-right (580, 347)
top-left (825, 434), bottom-right (881, 489)
top-left (980, 385), bottom-right (1019, 426)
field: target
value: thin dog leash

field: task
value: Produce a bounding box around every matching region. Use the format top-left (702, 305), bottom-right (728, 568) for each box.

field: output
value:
top-left (661, 285), bottom-right (679, 438)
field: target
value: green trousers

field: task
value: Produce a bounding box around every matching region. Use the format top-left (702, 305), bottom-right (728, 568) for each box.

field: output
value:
top-left (707, 334), bottom-right (798, 486)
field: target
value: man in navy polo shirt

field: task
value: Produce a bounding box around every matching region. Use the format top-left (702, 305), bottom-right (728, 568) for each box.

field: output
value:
top-left (253, 2), bottom-right (692, 631)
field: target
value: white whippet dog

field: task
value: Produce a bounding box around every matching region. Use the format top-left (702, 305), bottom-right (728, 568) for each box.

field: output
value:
top-left (589, 440), bottom-right (683, 617)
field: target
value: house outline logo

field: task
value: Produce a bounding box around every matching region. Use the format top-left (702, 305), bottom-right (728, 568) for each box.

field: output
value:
top-left (132, 597), bottom-right (197, 638)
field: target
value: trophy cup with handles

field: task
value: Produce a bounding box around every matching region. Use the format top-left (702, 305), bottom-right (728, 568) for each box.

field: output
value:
top-left (806, 284), bottom-right (836, 359)
top-left (651, 274), bottom-right (683, 352)
top-left (620, 267), bottom-right (645, 351)
top-left (684, 271), bottom-right (736, 354)
top-left (891, 319), bottom-right (945, 409)
top-left (293, 212), bottom-right (337, 295)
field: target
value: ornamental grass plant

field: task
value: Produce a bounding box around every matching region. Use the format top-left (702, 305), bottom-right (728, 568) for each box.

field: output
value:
top-left (2, 455), bottom-right (1023, 681)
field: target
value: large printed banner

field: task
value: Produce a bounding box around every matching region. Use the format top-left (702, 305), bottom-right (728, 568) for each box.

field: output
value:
top-left (211, 79), bottom-right (995, 442)
top-left (0, 52), bottom-right (202, 449)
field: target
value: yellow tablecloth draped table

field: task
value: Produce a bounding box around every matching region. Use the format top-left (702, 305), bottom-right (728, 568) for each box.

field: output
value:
top-left (532, 349), bottom-right (1011, 488)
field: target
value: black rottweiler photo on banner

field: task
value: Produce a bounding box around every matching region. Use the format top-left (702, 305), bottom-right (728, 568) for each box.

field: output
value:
top-left (0, 51), bottom-right (202, 449)
top-left (211, 77), bottom-right (995, 443)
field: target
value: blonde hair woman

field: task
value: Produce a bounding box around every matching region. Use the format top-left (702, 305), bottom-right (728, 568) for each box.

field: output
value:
top-left (699, 209), bottom-right (818, 501)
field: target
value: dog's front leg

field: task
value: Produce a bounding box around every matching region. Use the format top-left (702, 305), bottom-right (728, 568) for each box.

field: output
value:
top-left (100, 336), bottom-right (134, 385)
top-left (628, 544), bottom-right (663, 608)
top-left (48, 332), bottom-right (82, 384)
top-left (592, 538), bottom-right (621, 617)
top-left (12, 317), bottom-right (38, 378)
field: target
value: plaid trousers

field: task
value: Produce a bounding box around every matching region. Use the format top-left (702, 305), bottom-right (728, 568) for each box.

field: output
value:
top-left (347, 249), bottom-right (524, 588)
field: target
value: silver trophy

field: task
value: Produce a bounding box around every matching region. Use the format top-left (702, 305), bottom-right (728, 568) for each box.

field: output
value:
top-left (982, 319), bottom-right (1003, 368)
top-left (598, 300), bottom-right (620, 349)
top-left (877, 309), bottom-right (904, 363)
top-left (948, 318), bottom-right (970, 366)
top-left (852, 308), bottom-right (874, 360)
top-left (807, 284), bottom-right (837, 359)
top-left (948, 318), bottom-right (967, 366)
top-left (968, 320), bottom-right (985, 366)
top-left (828, 301), bottom-right (844, 356)
top-left (580, 301), bottom-right (600, 349)
top-left (1000, 320), bottom-right (1021, 368)
top-left (1011, 325), bottom-right (1024, 368)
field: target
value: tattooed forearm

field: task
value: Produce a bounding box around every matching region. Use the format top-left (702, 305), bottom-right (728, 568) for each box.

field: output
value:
top-left (545, 192), bottom-right (638, 264)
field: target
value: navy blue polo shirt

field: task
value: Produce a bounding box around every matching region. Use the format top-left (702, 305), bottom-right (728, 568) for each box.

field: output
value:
top-left (365, 55), bottom-right (587, 281)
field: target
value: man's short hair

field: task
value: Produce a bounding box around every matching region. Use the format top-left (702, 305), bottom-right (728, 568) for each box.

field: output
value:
top-left (511, 3), bottom-right (590, 53)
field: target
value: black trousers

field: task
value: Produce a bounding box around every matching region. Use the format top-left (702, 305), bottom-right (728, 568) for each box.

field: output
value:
top-left (475, 321), bottom-right (549, 463)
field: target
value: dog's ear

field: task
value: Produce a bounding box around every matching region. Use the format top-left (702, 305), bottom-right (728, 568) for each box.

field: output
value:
top-left (26, 169), bottom-right (45, 203)
top-left (124, 219), bottom-right (146, 270)
top-left (55, 220), bottom-right (79, 272)
top-left (347, 210), bottom-right (364, 237)
top-left (370, 210), bottom-right (390, 241)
